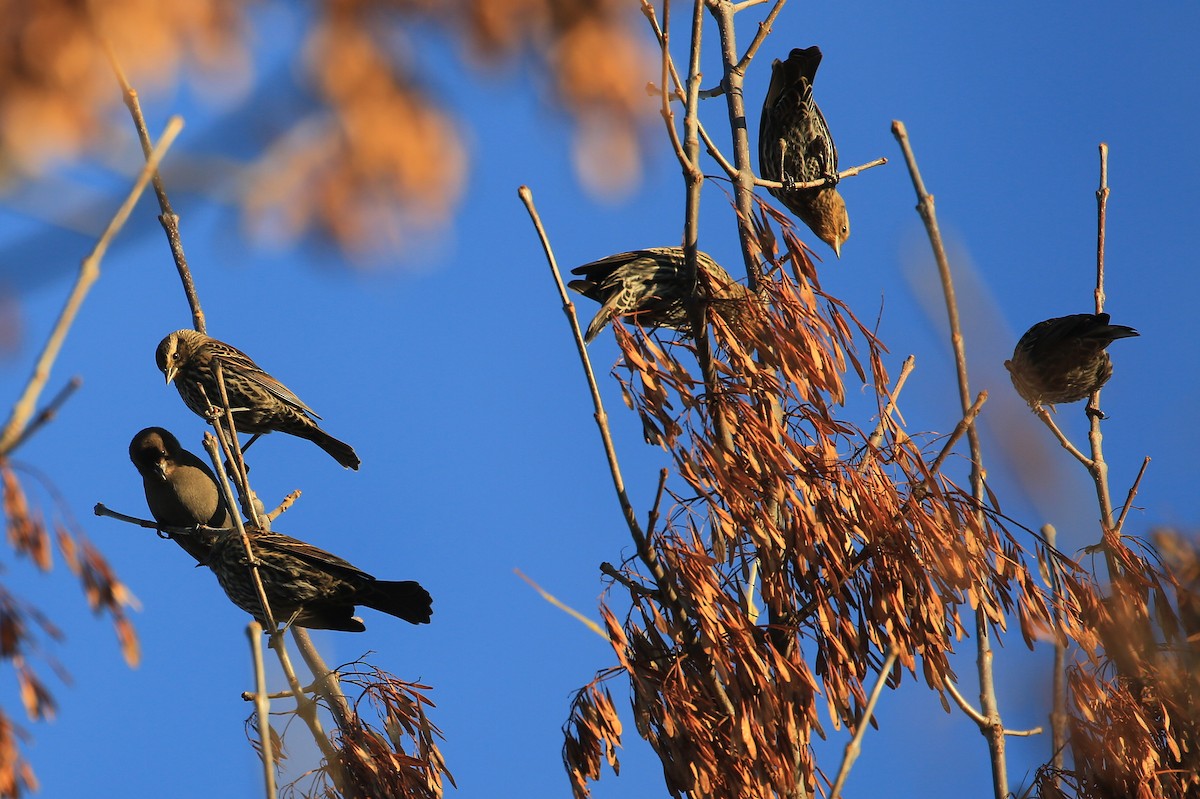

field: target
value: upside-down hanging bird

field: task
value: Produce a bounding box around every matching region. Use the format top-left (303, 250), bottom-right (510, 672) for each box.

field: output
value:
top-left (568, 248), bottom-right (755, 343)
top-left (758, 46), bottom-right (849, 257)
top-left (129, 426), bottom-right (231, 563)
top-left (206, 526), bottom-right (432, 632)
top-left (1004, 313), bottom-right (1139, 410)
top-left (156, 330), bottom-right (360, 469)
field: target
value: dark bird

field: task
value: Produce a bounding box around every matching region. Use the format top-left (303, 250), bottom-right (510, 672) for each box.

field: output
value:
top-left (758, 46), bottom-right (849, 257)
top-left (206, 526), bottom-right (432, 632)
top-left (129, 426), bottom-right (231, 564)
top-left (156, 330), bottom-right (360, 470)
top-left (568, 248), bottom-right (754, 343)
top-left (1004, 313), bottom-right (1139, 410)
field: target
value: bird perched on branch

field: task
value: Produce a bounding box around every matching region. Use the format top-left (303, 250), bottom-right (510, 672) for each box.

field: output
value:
top-left (207, 526), bottom-right (432, 632)
top-left (129, 426), bottom-right (231, 564)
top-left (156, 330), bottom-right (360, 470)
top-left (568, 248), bottom-right (754, 343)
top-left (758, 46), bottom-right (849, 257)
top-left (1004, 313), bottom-right (1139, 411)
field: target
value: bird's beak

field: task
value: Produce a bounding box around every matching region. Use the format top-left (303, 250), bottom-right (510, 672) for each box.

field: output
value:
top-left (833, 241), bottom-right (842, 259)
top-left (163, 366), bottom-right (177, 385)
top-left (153, 461), bottom-right (168, 481)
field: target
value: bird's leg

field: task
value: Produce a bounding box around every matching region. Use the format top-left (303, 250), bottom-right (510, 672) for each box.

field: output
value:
top-left (777, 138), bottom-right (796, 190)
top-left (1085, 401), bottom-right (1108, 421)
top-left (225, 433), bottom-right (262, 477)
top-left (279, 609), bottom-right (303, 635)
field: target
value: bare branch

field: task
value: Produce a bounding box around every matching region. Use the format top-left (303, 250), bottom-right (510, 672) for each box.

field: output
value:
top-left (892, 119), bottom-right (1007, 799)
top-left (516, 570), bottom-right (609, 641)
top-left (0, 116), bottom-right (182, 455)
top-left (829, 646), bottom-right (898, 799)
top-left (246, 621), bottom-right (277, 799)
top-left (102, 39), bottom-right (205, 333)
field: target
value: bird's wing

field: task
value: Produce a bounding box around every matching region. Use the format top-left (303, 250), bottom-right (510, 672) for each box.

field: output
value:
top-left (253, 531), bottom-right (374, 581)
top-left (239, 363), bottom-right (322, 419)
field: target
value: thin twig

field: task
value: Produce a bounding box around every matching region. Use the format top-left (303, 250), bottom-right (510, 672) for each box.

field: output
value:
top-left (1094, 143), bottom-right (1109, 315)
top-left (1043, 524), bottom-right (1067, 780)
top-left (1033, 407), bottom-right (1093, 467)
top-left (829, 646), bottom-right (898, 799)
top-left (247, 621), bottom-right (278, 799)
top-left (927, 391), bottom-right (988, 477)
top-left (734, 0), bottom-right (789, 72)
top-left (892, 119), bottom-right (1008, 799)
top-left (291, 628), bottom-right (357, 735)
top-left (520, 184), bottom-right (736, 719)
top-left (269, 632), bottom-right (340, 764)
top-left (203, 433), bottom-right (276, 632)
top-left (103, 41), bottom-right (205, 333)
top-left (944, 677), bottom-right (987, 725)
top-left (0, 116), bottom-right (182, 455)
top-left (267, 490), bottom-right (302, 522)
top-left (754, 158), bottom-right (889, 191)
top-left (516, 570), bottom-right (609, 640)
top-left (1083, 145), bottom-right (1124, 574)
top-left (600, 562), bottom-right (660, 597)
top-left (866, 355), bottom-right (915, 452)
top-left (1112, 457), bottom-right (1150, 537)
top-left (8, 377), bottom-right (82, 453)
top-left (93, 502), bottom-right (231, 535)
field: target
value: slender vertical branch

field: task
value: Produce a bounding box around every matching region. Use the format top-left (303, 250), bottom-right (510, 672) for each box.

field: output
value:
top-left (102, 41), bottom-right (206, 333)
top-left (520, 184), bottom-right (736, 720)
top-left (891, 119), bottom-right (1007, 799)
top-left (1043, 525), bottom-right (1067, 780)
top-left (1084, 145), bottom-right (1123, 580)
top-left (829, 646), bottom-right (899, 799)
top-left (1094, 143), bottom-right (1109, 315)
top-left (0, 116), bottom-right (182, 455)
top-left (708, 0), bottom-right (761, 282)
top-left (247, 621), bottom-right (278, 799)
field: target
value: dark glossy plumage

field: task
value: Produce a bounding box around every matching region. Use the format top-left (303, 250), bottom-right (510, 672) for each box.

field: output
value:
top-left (156, 330), bottom-right (360, 469)
top-left (129, 426), bottom-right (230, 563)
top-left (206, 526), bottom-right (432, 632)
top-left (568, 248), bottom-right (754, 343)
top-left (1004, 313), bottom-right (1139, 407)
top-left (758, 46), bottom-right (849, 256)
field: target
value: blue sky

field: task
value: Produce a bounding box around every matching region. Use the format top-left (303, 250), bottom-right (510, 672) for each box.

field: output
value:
top-left (0, 2), bottom-right (1196, 797)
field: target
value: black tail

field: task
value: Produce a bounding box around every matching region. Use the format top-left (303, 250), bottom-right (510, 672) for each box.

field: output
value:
top-left (362, 580), bottom-right (433, 625)
top-left (305, 427), bottom-right (361, 470)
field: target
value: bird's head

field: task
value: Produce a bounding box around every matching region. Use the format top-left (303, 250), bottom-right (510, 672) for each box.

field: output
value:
top-left (129, 427), bottom-right (179, 481)
top-left (155, 330), bottom-right (201, 385)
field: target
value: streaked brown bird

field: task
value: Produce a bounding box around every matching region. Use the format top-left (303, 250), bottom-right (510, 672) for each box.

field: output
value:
top-left (156, 330), bottom-right (360, 470)
top-left (129, 426), bottom-right (231, 563)
top-left (758, 46), bottom-right (849, 257)
top-left (568, 248), bottom-right (754, 343)
top-left (206, 526), bottom-right (432, 631)
top-left (1005, 313), bottom-right (1139, 410)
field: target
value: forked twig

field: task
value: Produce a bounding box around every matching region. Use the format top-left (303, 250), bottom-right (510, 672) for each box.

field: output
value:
top-left (247, 621), bottom-right (277, 798)
top-left (892, 119), bottom-right (1008, 799)
top-left (0, 116), bottom-right (182, 455)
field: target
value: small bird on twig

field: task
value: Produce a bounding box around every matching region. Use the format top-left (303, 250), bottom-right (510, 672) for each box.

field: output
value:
top-left (129, 426), bottom-right (231, 564)
top-left (1004, 313), bottom-right (1139, 413)
top-left (758, 46), bottom-right (849, 257)
top-left (156, 330), bottom-right (360, 470)
top-left (207, 526), bottom-right (432, 632)
top-left (568, 248), bottom-right (754, 343)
